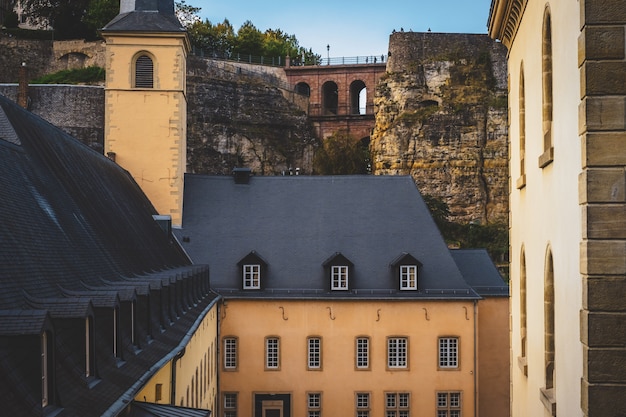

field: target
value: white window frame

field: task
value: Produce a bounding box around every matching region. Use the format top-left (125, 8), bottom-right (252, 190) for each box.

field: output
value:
top-left (356, 392), bottom-right (370, 417)
top-left (266, 337), bottom-right (280, 369)
top-left (331, 265), bottom-right (348, 290)
top-left (356, 337), bottom-right (370, 369)
top-left (439, 337), bottom-right (459, 369)
top-left (385, 392), bottom-right (410, 417)
top-left (224, 337), bottom-right (237, 369)
top-left (243, 264), bottom-right (261, 289)
top-left (308, 337), bottom-right (321, 369)
top-left (387, 337), bottom-right (408, 369)
top-left (437, 392), bottom-right (461, 417)
top-left (307, 392), bottom-right (321, 417)
top-left (223, 392), bottom-right (238, 417)
top-left (399, 265), bottom-right (418, 290)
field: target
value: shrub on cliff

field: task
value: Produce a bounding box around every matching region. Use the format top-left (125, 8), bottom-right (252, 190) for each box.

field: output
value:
top-left (31, 66), bottom-right (105, 85)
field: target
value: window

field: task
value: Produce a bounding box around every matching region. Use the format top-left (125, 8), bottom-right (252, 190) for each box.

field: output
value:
top-left (223, 393), bottom-right (237, 417)
top-left (386, 392), bottom-right (410, 417)
top-left (399, 265), bottom-right (417, 290)
top-left (356, 392), bottom-right (370, 417)
top-left (331, 265), bottom-right (348, 290)
top-left (224, 337), bottom-right (237, 370)
top-left (437, 392), bottom-right (461, 417)
top-left (41, 332), bottom-right (49, 407)
top-left (539, 8), bottom-right (554, 168)
top-left (438, 337), bottom-right (459, 368)
top-left (517, 63), bottom-right (527, 189)
top-left (243, 264), bottom-right (260, 289)
top-left (308, 392), bottom-right (321, 417)
top-left (134, 54), bottom-right (154, 88)
top-left (308, 337), bottom-right (321, 369)
top-left (266, 337), bottom-right (280, 369)
top-left (387, 337), bottom-right (408, 369)
top-left (356, 337), bottom-right (370, 369)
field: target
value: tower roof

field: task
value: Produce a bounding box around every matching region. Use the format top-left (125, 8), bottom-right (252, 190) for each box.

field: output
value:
top-left (102, 0), bottom-right (185, 33)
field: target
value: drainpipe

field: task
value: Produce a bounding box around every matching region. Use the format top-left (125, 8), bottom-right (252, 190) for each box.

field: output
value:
top-left (17, 62), bottom-right (29, 109)
top-left (473, 300), bottom-right (478, 417)
top-left (170, 347), bottom-right (186, 405)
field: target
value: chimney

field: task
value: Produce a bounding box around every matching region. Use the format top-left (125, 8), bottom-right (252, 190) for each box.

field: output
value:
top-left (17, 63), bottom-right (29, 109)
top-left (232, 167), bottom-right (252, 184)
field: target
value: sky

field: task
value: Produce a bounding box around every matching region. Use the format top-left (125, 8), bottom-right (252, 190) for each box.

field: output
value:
top-left (194, 0), bottom-right (494, 59)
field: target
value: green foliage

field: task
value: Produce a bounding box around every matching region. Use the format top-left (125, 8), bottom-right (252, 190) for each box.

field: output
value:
top-left (83, 0), bottom-right (118, 36)
top-left (422, 194), bottom-right (509, 267)
top-left (313, 131), bottom-right (370, 175)
top-left (31, 66), bottom-right (105, 84)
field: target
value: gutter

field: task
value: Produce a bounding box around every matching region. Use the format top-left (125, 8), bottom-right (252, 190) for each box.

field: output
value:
top-left (101, 293), bottom-right (221, 417)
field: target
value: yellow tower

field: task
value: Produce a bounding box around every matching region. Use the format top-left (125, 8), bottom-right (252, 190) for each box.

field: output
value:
top-left (102, 0), bottom-right (189, 226)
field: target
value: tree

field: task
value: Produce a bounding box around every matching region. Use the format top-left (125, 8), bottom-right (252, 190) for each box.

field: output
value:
top-left (233, 20), bottom-right (264, 56)
top-left (83, 0), bottom-right (118, 36)
top-left (174, 0), bottom-right (200, 28)
top-left (313, 131), bottom-right (370, 175)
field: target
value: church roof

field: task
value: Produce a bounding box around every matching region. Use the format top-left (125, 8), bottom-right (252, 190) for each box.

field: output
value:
top-left (176, 173), bottom-right (481, 300)
top-left (0, 93), bottom-right (215, 416)
top-left (102, 0), bottom-right (185, 33)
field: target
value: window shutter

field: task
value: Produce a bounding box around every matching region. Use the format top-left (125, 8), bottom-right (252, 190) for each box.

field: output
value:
top-left (135, 55), bottom-right (154, 88)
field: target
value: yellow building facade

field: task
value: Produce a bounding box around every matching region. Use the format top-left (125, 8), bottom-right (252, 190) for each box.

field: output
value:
top-left (219, 299), bottom-right (477, 417)
top-left (135, 300), bottom-right (220, 412)
top-left (103, 19), bottom-right (189, 226)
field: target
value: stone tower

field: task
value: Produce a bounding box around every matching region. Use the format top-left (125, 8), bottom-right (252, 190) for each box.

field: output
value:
top-left (101, 0), bottom-right (189, 226)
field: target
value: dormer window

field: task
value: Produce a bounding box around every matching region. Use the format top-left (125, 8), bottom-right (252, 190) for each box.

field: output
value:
top-left (331, 266), bottom-right (348, 290)
top-left (237, 251), bottom-right (267, 290)
top-left (391, 253), bottom-right (422, 291)
top-left (400, 265), bottom-right (418, 290)
top-left (323, 252), bottom-right (354, 291)
top-left (243, 264), bottom-right (260, 289)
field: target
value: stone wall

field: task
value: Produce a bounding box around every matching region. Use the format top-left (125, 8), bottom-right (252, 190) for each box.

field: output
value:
top-left (371, 32), bottom-right (509, 224)
top-left (0, 84), bottom-right (104, 151)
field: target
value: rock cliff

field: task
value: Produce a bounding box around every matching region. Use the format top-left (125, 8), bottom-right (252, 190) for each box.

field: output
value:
top-left (185, 57), bottom-right (319, 175)
top-left (371, 32), bottom-right (508, 224)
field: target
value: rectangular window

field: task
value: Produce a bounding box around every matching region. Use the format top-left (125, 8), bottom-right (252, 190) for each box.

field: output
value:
top-left (266, 337), bottom-right (280, 369)
top-left (386, 392), bottom-right (410, 417)
top-left (439, 337), bottom-right (459, 368)
top-left (437, 392), bottom-right (461, 417)
top-left (356, 392), bottom-right (370, 417)
top-left (243, 264), bottom-right (260, 289)
top-left (308, 337), bottom-right (321, 369)
top-left (356, 337), bottom-right (370, 369)
top-left (224, 337), bottom-right (237, 369)
top-left (224, 392), bottom-right (237, 417)
top-left (331, 265), bottom-right (348, 290)
top-left (387, 337), bottom-right (408, 369)
top-left (308, 392), bottom-right (321, 417)
top-left (399, 265), bottom-right (417, 290)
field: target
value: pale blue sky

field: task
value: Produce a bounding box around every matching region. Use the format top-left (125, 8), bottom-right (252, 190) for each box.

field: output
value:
top-left (194, 0), bottom-right (493, 58)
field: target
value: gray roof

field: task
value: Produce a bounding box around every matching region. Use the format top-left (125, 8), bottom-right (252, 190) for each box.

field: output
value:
top-left (450, 249), bottom-right (509, 297)
top-left (102, 0), bottom-right (184, 33)
top-left (176, 174), bottom-right (480, 300)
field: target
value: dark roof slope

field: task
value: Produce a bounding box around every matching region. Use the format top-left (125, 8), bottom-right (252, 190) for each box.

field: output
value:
top-left (176, 174), bottom-right (479, 300)
top-left (0, 94), bottom-right (190, 309)
top-left (102, 0), bottom-right (184, 32)
top-left (450, 249), bottom-right (509, 296)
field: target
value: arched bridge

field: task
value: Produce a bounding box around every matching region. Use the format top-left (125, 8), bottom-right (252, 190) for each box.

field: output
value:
top-left (284, 57), bottom-right (387, 143)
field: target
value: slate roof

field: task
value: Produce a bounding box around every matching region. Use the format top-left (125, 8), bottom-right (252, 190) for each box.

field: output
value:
top-left (0, 94), bottom-right (216, 416)
top-left (450, 249), bottom-right (509, 296)
top-left (175, 173), bottom-right (480, 300)
top-left (102, 0), bottom-right (184, 33)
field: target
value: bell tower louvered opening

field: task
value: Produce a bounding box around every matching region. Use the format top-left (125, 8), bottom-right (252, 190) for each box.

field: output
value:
top-left (134, 55), bottom-right (154, 88)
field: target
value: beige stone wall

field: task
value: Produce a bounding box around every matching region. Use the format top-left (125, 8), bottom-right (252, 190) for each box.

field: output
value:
top-left (104, 33), bottom-right (188, 226)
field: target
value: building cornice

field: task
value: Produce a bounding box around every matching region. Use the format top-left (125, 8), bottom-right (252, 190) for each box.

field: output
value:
top-left (487, 0), bottom-right (527, 49)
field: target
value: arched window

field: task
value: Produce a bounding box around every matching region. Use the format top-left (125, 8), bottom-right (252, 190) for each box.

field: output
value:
top-left (517, 63), bottom-right (527, 189)
top-left (349, 80), bottom-right (367, 115)
top-left (322, 81), bottom-right (338, 115)
top-left (295, 82), bottom-right (310, 96)
top-left (519, 247), bottom-right (528, 376)
top-left (539, 8), bottom-right (554, 168)
top-left (134, 54), bottom-right (154, 88)
top-left (541, 247), bottom-right (556, 415)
